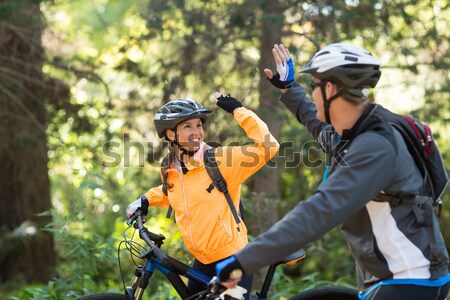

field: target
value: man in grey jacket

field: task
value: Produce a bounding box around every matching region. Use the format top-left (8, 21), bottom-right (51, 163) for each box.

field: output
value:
top-left (216, 43), bottom-right (449, 300)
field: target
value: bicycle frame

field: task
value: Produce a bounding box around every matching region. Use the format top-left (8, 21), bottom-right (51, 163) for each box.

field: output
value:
top-left (125, 257), bottom-right (211, 299)
top-left (126, 254), bottom-right (293, 300)
top-left (80, 212), bottom-right (358, 300)
top-left (123, 212), bottom-right (306, 300)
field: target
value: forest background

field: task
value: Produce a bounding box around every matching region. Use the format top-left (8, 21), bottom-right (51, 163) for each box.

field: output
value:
top-left (0, 0), bottom-right (449, 299)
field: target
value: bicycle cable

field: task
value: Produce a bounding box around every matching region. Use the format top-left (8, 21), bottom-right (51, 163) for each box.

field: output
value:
top-left (117, 240), bottom-right (127, 294)
top-left (117, 223), bottom-right (148, 295)
top-left (117, 224), bottom-right (135, 294)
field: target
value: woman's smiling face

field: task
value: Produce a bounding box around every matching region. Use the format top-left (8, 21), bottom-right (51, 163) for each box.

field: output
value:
top-left (167, 118), bottom-right (204, 151)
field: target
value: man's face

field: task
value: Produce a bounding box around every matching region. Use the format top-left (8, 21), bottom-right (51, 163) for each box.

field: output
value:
top-left (310, 79), bottom-right (326, 122)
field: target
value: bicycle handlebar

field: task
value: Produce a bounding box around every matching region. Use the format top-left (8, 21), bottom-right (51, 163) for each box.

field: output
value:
top-left (126, 212), bottom-right (248, 300)
top-left (130, 211), bottom-right (171, 266)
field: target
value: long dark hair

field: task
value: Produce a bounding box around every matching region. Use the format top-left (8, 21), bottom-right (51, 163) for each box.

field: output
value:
top-left (161, 146), bottom-right (175, 191)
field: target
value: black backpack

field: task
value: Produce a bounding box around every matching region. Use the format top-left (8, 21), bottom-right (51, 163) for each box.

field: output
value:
top-left (163, 148), bottom-right (244, 225)
top-left (375, 105), bottom-right (449, 215)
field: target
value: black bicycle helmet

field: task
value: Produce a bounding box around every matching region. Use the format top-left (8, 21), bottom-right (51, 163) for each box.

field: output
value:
top-left (154, 99), bottom-right (213, 139)
top-left (300, 43), bottom-right (382, 97)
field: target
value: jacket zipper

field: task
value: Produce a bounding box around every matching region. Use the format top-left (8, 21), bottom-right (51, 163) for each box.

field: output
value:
top-left (180, 172), bottom-right (201, 255)
top-left (219, 211), bottom-right (231, 238)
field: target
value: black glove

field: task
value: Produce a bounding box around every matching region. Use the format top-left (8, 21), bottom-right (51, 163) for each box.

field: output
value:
top-left (267, 73), bottom-right (298, 89)
top-left (216, 94), bottom-right (243, 114)
top-left (267, 57), bottom-right (298, 89)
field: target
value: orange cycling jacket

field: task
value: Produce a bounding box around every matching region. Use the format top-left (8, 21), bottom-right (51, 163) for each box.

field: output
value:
top-left (144, 107), bottom-right (279, 264)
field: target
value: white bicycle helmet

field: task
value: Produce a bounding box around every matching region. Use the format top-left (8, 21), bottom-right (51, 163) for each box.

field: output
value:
top-left (154, 99), bottom-right (212, 139)
top-left (300, 43), bottom-right (382, 96)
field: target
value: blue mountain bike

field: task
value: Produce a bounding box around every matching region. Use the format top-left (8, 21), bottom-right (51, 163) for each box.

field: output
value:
top-left (78, 211), bottom-right (358, 300)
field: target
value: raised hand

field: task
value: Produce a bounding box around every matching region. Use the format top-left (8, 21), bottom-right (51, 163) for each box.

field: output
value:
top-left (214, 92), bottom-right (243, 114)
top-left (264, 44), bottom-right (297, 90)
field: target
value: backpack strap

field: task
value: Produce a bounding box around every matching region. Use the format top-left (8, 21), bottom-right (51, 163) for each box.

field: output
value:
top-left (162, 184), bottom-right (174, 219)
top-left (164, 148), bottom-right (242, 226)
top-left (373, 193), bottom-right (405, 207)
top-left (402, 115), bottom-right (433, 156)
top-left (203, 148), bottom-right (241, 225)
top-left (166, 206), bottom-right (173, 219)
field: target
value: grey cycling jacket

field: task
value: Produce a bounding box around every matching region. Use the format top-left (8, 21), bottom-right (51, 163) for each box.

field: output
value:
top-left (235, 85), bottom-right (448, 290)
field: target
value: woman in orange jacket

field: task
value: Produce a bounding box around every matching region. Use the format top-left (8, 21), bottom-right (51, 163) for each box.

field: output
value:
top-left (126, 92), bottom-right (279, 298)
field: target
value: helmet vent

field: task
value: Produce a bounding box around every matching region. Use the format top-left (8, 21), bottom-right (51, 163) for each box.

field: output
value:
top-left (344, 56), bottom-right (358, 62)
top-left (315, 51), bottom-right (330, 57)
top-left (300, 43), bottom-right (382, 89)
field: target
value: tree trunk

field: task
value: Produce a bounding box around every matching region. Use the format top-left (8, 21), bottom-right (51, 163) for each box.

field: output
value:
top-left (0, 0), bottom-right (55, 283)
top-left (244, 0), bottom-right (285, 290)
top-left (249, 0), bottom-right (284, 235)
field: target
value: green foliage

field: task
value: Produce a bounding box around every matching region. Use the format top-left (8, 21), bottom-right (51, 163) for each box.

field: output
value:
top-left (4, 0), bottom-right (449, 298)
top-left (3, 281), bottom-right (79, 300)
top-left (0, 1), bottom-right (21, 21)
top-left (0, 0), bottom-right (42, 25)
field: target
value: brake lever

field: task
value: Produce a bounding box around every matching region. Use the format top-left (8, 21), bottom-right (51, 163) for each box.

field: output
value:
top-left (126, 214), bottom-right (138, 227)
top-left (126, 211), bottom-right (146, 227)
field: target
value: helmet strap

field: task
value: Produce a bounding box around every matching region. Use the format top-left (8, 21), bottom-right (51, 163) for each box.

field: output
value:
top-left (172, 141), bottom-right (198, 158)
top-left (320, 83), bottom-right (347, 124)
top-left (171, 141), bottom-right (191, 174)
top-left (170, 128), bottom-right (199, 174)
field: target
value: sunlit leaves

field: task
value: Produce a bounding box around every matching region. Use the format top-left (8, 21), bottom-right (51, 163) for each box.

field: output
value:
top-left (29, 0), bottom-right (450, 298)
